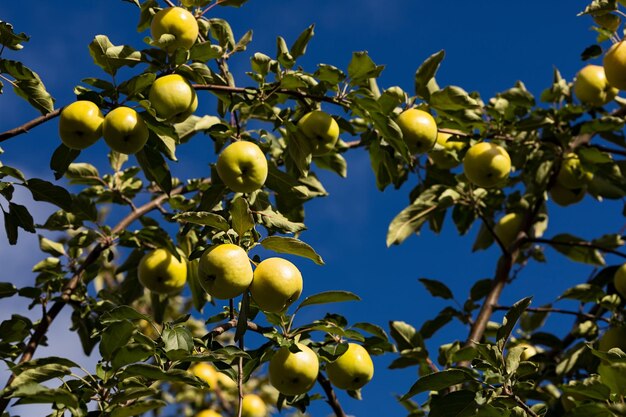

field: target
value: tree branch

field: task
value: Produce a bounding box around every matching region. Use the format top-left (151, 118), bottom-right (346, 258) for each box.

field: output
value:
top-left (0, 107), bottom-right (62, 142)
top-left (528, 237), bottom-right (626, 259)
top-left (317, 372), bottom-right (347, 417)
top-left (492, 305), bottom-right (611, 323)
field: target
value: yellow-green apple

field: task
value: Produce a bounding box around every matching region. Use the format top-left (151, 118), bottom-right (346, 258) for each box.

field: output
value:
top-left (326, 343), bottom-right (374, 390)
top-left (549, 183), bottom-right (586, 207)
top-left (594, 13), bottom-right (621, 32)
top-left (598, 326), bottom-right (626, 352)
top-left (463, 142), bottom-right (511, 188)
top-left (138, 248), bottom-right (187, 294)
top-left (198, 244), bottom-right (253, 299)
top-left (493, 212), bottom-right (524, 248)
top-left (191, 362), bottom-right (218, 388)
top-left (102, 106), bottom-right (149, 154)
top-left (250, 257), bottom-right (302, 313)
top-left (396, 108), bottom-right (438, 154)
top-left (574, 65), bottom-right (618, 106)
top-left (58, 100), bottom-right (104, 149)
top-left (269, 343), bottom-right (319, 396)
top-left (604, 41), bottom-right (626, 90)
top-left (557, 153), bottom-right (593, 189)
top-left (297, 110), bottom-right (340, 155)
top-left (216, 141), bottom-right (268, 193)
top-left (429, 132), bottom-right (465, 169)
top-left (149, 74), bottom-right (198, 122)
top-left (196, 410), bottom-right (222, 417)
top-left (240, 394), bottom-right (267, 417)
top-left (151, 7), bottom-right (198, 52)
top-left (614, 263), bottom-right (626, 299)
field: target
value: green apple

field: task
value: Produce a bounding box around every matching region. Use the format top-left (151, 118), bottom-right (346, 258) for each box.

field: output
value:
top-left (594, 13), bottom-right (621, 32)
top-left (463, 142), bottom-right (511, 188)
top-left (613, 263), bottom-right (626, 300)
top-left (58, 100), bottom-right (104, 150)
top-left (216, 141), bottom-right (268, 193)
top-left (149, 74), bottom-right (198, 123)
top-left (191, 362), bottom-right (218, 388)
top-left (297, 110), bottom-right (340, 155)
top-left (604, 41), bottom-right (626, 90)
top-left (574, 64), bottom-right (618, 106)
top-left (598, 326), bottom-right (626, 352)
top-left (198, 243), bottom-right (253, 299)
top-left (493, 212), bottom-right (524, 248)
top-left (138, 248), bottom-right (187, 294)
top-left (396, 108), bottom-right (438, 154)
top-left (269, 343), bottom-right (319, 396)
top-left (240, 394), bottom-right (267, 417)
top-left (598, 361), bottom-right (626, 395)
top-left (429, 132), bottom-right (465, 169)
top-left (549, 183), bottom-right (586, 207)
top-left (151, 7), bottom-right (198, 52)
top-left (196, 410), bottom-right (222, 417)
top-left (102, 106), bottom-right (149, 154)
top-left (557, 153), bottom-right (593, 189)
top-left (515, 342), bottom-right (539, 361)
top-left (250, 257), bottom-right (302, 313)
top-left (326, 343), bottom-right (374, 391)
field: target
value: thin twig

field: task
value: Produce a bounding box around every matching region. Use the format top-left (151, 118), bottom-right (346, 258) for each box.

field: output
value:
top-left (492, 305), bottom-right (611, 323)
top-left (0, 108), bottom-right (63, 142)
top-left (317, 372), bottom-right (347, 417)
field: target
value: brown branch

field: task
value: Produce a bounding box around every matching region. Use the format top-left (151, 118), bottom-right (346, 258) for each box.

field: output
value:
top-left (0, 108), bottom-right (62, 143)
top-left (529, 237), bottom-right (626, 259)
top-left (492, 305), bottom-right (611, 323)
top-left (317, 372), bottom-right (347, 417)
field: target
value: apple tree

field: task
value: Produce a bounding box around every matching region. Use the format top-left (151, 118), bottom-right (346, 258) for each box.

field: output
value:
top-left (0, 0), bottom-right (626, 416)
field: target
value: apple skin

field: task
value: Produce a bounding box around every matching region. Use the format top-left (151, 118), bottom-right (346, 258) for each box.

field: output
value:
top-left (429, 132), bottom-right (465, 169)
top-left (549, 183), bottom-right (586, 207)
top-left (191, 362), bottom-right (218, 388)
top-left (598, 326), bottom-right (626, 352)
top-left (463, 142), bottom-right (511, 188)
top-left (216, 141), bottom-right (268, 193)
top-left (396, 108), bottom-right (438, 154)
top-left (326, 343), bottom-right (374, 391)
top-left (594, 13), bottom-right (621, 32)
top-left (198, 244), bottom-right (253, 299)
top-left (269, 343), bottom-right (319, 396)
top-left (137, 248), bottom-right (187, 294)
top-left (614, 263), bottom-right (626, 299)
top-left (574, 65), bottom-right (618, 106)
top-left (58, 101), bottom-right (104, 150)
top-left (493, 212), bottom-right (524, 248)
top-left (557, 153), bottom-right (593, 189)
top-left (250, 257), bottom-right (303, 313)
top-left (604, 41), bottom-right (626, 90)
top-left (151, 7), bottom-right (198, 53)
top-left (196, 410), bottom-right (222, 417)
top-left (240, 394), bottom-right (267, 417)
top-left (149, 74), bottom-right (198, 123)
top-left (102, 107), bottom-right (149, 154)
top-left (297, 110), bottom-right (340, 155)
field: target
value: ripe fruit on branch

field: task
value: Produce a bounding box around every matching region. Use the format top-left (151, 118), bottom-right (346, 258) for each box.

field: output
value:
top-left (151, 7), bottom-right (199, 52)
top-left (603, 41), bottom-right (626, 90)
top-left (269, 343), bottom-right (319, 396)
top-left (557, 153), bottom-right (593, 190)
top-left (240, 394), bottom-right (267, 417)
top-left (138, 248), bottom-right (187, 294)
top-left (326, 343), bottom-right (374, 390)
top-left (549, 183), bottom-right (586, 207)
top-left (216, 141), bottom-right (268, 193)
top-left (463, 142), bottom-right (511, 188)
top-left (58, 100), bottom-right (104, 150)
top-left (614, 263), bottom-right (626, 299)
top-left (297, 110), bottom-right (340, 155)
top-left (191, 362), bottom-right (218, 388)
top-left (429, 131), bottom-right (465, 169)
top-left (198, 244), bottom-right (253, 299)
top-left (102, 106), bottom-right (149, 154)
top-left (196, 410), bottom-right (222, 417)
top-left (573, 65), bottom-right (617, 106)
top-left (250, 257), bottom-right (302, 313)
top-left (396, 108), bottom-right (438, 154)
top-left (493, 212), bottom-right (524, 248)
top-left (149, 74), bottom-right (198, 123)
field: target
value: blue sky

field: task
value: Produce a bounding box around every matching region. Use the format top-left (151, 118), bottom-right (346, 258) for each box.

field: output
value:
top-left (2, 1), bottom-right (625, 416)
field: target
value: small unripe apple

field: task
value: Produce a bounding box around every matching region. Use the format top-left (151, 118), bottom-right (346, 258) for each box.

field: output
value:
top-left (297, 110), bottom-right (340, 155)
top-left (326, 343), bottom-right (374, 390)
top-left (396, 108), bottom-right (438, 154)
top-left (149, 74), bottom-right (198, 123)
top-left (463, 142), bottom-right (511, 188)
top-left (102, 107), bottom-right (149, 154)
top-left (269, 343), bottom-right (319, 396)
top-left (614, 263), bottom-right (626, 299)
top-left (137, 248), bottom-right (187, 294)
top-left (557, 153), bottom-right (593, 189)
top-left (198, 244), bottom-right (253, 300)
top-left (240, 394), bottom-right (267, 417)
top-left (428, 132), bottom-right (465, 169)
top-left (151, 7), bottom-right (199, 52)
top-left (58, 100), bottom-right (104, 150)
top-left (574, 65), bottom-right (618, 106)
top-left (603, 41), bottom-right (626, 90)
top-left (549, 183), bottom-right (586, 207)
top-left (250, 257), bottom-right (303, 313)
top-left (216, 141), bottom-right (268, 193)
top-left (493, 212), bottom-right (524, 248)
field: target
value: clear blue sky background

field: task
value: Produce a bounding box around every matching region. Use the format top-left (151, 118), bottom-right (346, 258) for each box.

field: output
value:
top-left (1, 1), bottom-right (625, 416)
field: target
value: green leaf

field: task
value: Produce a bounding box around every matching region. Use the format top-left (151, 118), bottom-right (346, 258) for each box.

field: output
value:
top-left (414, 50), bottom-right (445, 100)
top-left (218, 0), bottom-right (250, 7)
top-left (0, 21), bottom-right (30, 51)
top-left (101, 306), bottom-right (150, 324)
top-left (260, 236), bottom-right (324, 265)
top-left (0, 282), bottom-right (17, 299)
top-left (295, 290), bottom-right (360, 312)
top-left (110, 400), bottom-right (167, 417)
top-left (559, 283), bottom-right (605, 302)
top-left (38, 235), bottom-right (65, 256)
top-left (387, 202), bottom-right (436, 246)
top-left (136, 146), bottom-right (172, 195)
top-left (25, 179), bottom-right (72, 211)
top-left (496, 297), bottom-right (532, 351)
top-left (547, 234), bottom-right (605, 266)
top-left (429, 390), bottom-right (477, 417)
top-left (65, 162), bottom-right (99, 180)
top-left (230, 197), bottom-right (254, 237)
top-left (10, 364), bottom-right (72, 388)
top-left (313, 153), bottom-right (348, 178)
top-left (100, 320), bottom-right (135, 361)
top-left (162, 326), bottom-right (194, 360)
top-left (50, 144), bottom-right (81, 180)
top-left (347, 51), bottom-right (384, 83)
top-left (8, 383), bottom-right (78, 409)
top-left (389, 321), bottom-right (423, 351)
top-left (3, 209), bottom-right (18, 245)
top-left (190, 42), bottom-right (224, 61)
top-left (418, 278), bottom-right (454, 300)
top-left (9, 202), bottom-right (35, 233)
top-left (401, 369), bottom-right (476, 400)
top-left (173, 211), bottom-right (230, 231)
top-left (88, 35), bottom-right (142, 76)
top-left (255, 206), bottom-right (306, 233)
top-left (578, 0), bottom-right (617, 16)
top-left (430, 86), bottom-right (480, 111)
top-left (290, 24), bottom-right (315, 60)
top-left (112, 343), bottom-right (154, 370)
top-left (0, 59), bottom-right (54, 114)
